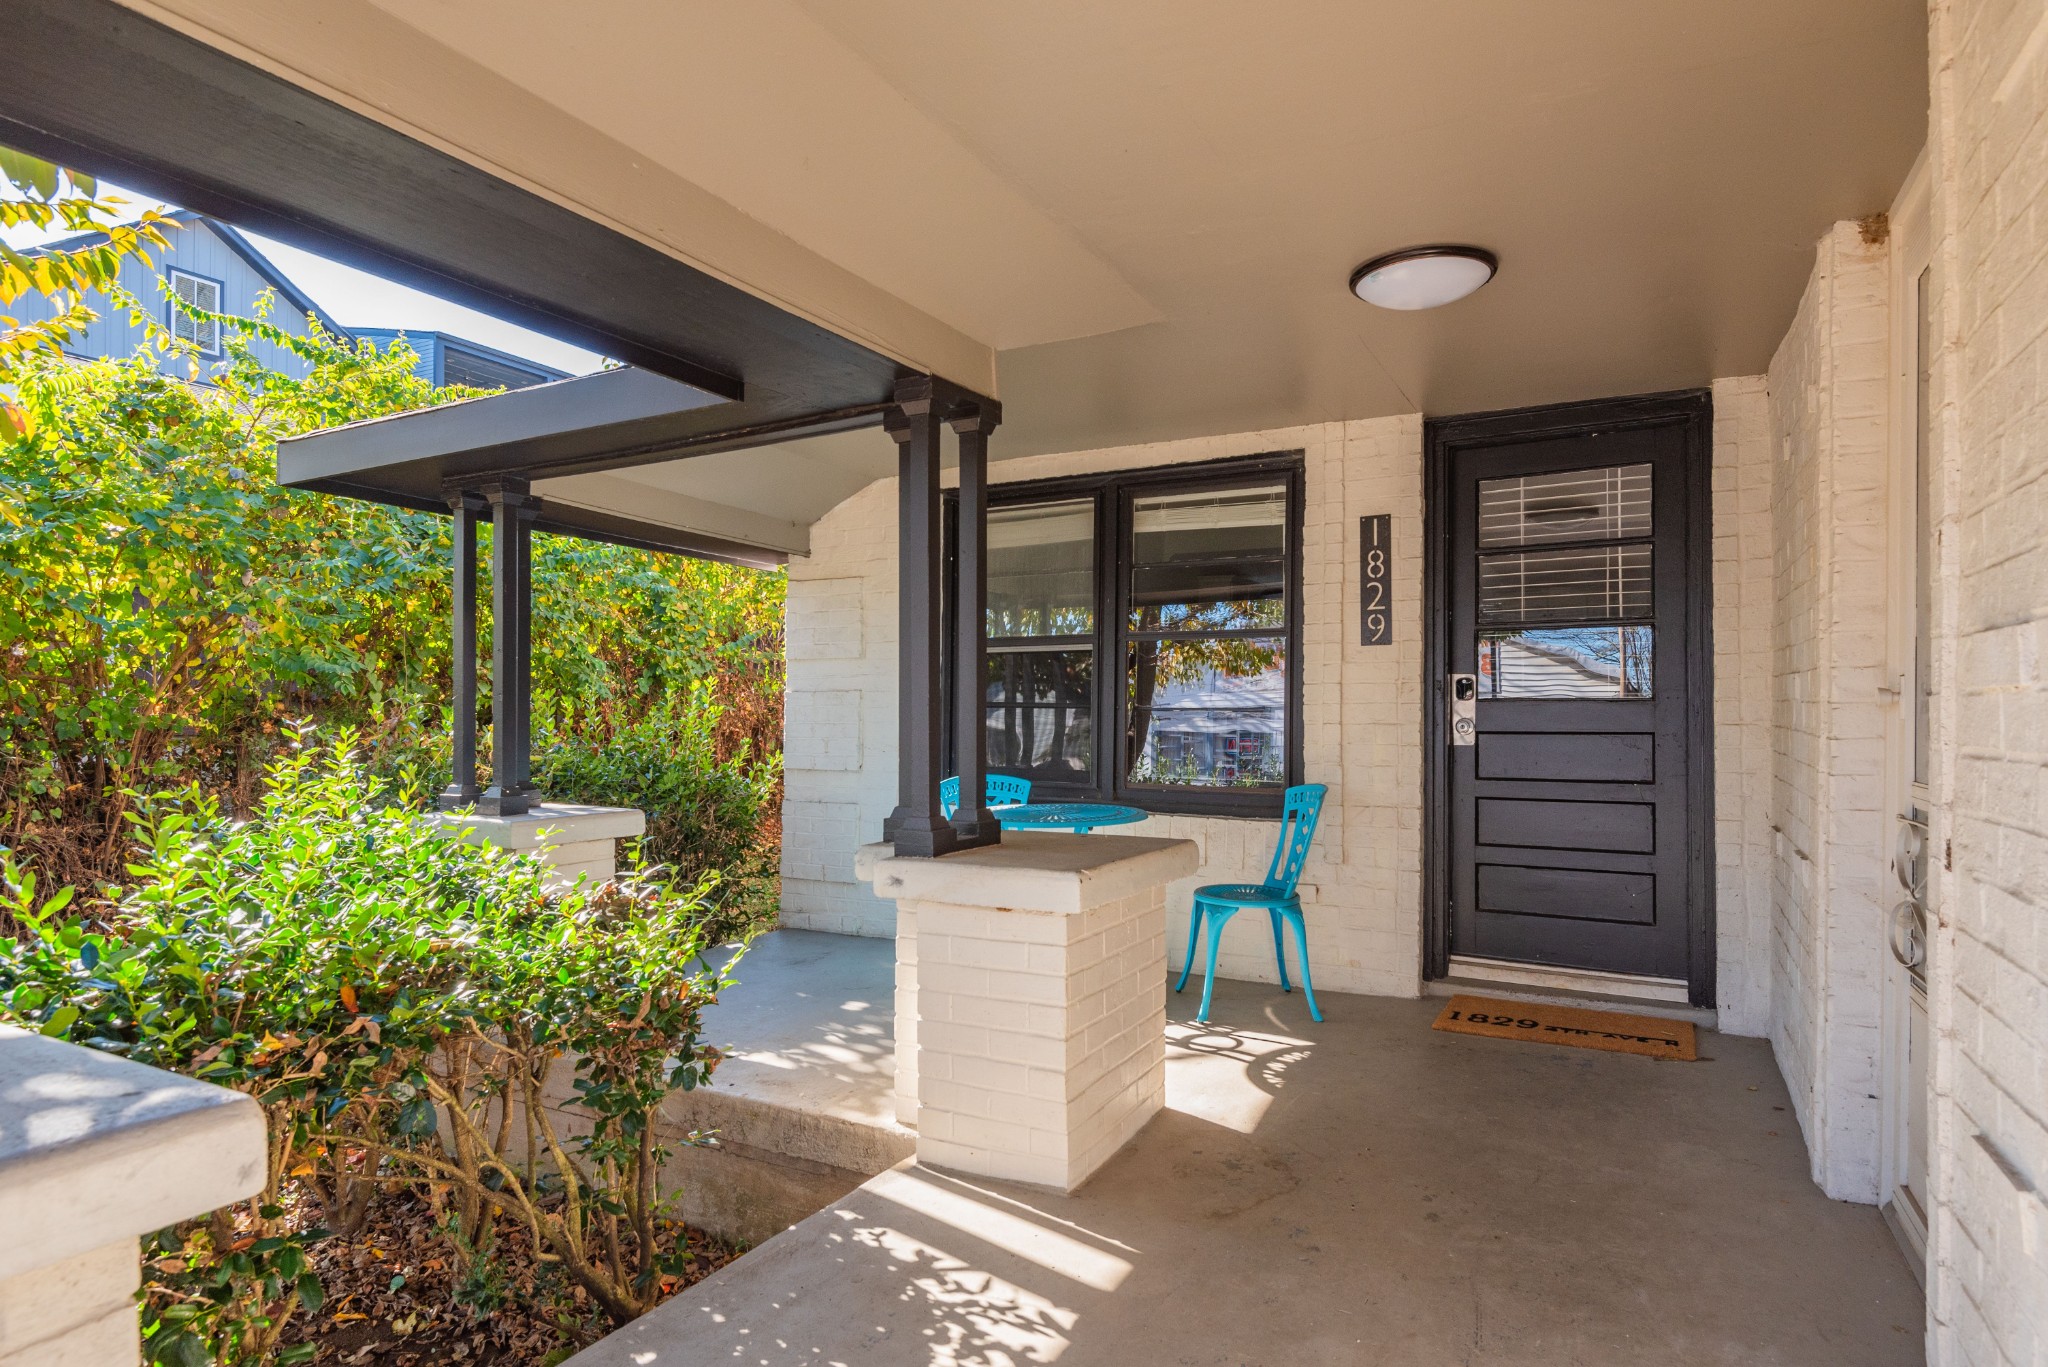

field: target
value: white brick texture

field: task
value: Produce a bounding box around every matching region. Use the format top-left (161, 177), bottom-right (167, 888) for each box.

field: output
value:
top-left (1764, 224), bottom-right (1894, 1203)
top-left (783, 418), bottom-right (1429, 994)
top-left (779, 477), bottom-right (902, 937)
top-left (1925, 1), bottom-right (2048, 1361)
top-left (785, 413), bottom-right (1782, 1011)
top-left (1712, 376), bottom-right (1776, 1037)
top-left (910, 885), bottom-right (1168, 1191)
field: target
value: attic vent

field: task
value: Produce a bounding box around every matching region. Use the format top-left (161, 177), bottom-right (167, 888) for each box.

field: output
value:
top-left (169, 269), bottom-right (221, 355)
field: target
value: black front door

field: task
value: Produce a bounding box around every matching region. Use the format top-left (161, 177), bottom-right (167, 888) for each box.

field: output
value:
top-left (1437, 395), bottom-right (1709, 994)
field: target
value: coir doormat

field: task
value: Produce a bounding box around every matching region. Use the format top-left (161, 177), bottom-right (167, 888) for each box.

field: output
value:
top-left (1431, 994), bottom-right (1698, 1061)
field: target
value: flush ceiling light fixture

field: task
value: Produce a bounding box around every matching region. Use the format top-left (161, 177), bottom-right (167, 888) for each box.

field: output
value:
top-left (1349, 245), bottom-right (1498, 310)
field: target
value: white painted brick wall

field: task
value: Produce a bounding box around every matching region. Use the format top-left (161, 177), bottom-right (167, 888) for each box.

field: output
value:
top-left (784, 575), bottom-right (864, 660)
top-left (782, 418), bottom-right (1429, 993)
top-left (783, 688), bottom-right (862, 771)
top-left (911, 885), bottom-right (1167, 1190)
top-left (1764, 223), bottom-right (1894, 1203)
top-left (1712, 376), bottom-right (1776, 1037)
top-left (1925, 1), bottom-right (2048, 1361)
top-left (780, 476), bottom-right (901, 937)
top-left (785, 411), bottom-right (1781, 1013)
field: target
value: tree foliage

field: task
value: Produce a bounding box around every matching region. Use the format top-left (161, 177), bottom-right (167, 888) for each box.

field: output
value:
top-left (0, 292), bottom-right (784, 903)
top-left (0, 150), bottom-right (171, 415)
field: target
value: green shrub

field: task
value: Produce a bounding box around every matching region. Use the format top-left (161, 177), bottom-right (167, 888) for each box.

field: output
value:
top-left (0, 733), bottom-right (746, 1364)
top-left (536, 685), bottom-right (782, 938)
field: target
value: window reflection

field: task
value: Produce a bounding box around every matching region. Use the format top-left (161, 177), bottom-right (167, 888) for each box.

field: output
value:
top-left (989, 500), bottom-right (1094, 638)
top-left (1478, 627), bottom-right (1652, 699)
top-left (1128, 487), bottom-right (1287, 632)
top-left (984, 649), bottom-right (1093, 781)
top-left (1124, 484), bottom-right (1290, 790)
top-left (1125, 637), bottom-right (1286, 787)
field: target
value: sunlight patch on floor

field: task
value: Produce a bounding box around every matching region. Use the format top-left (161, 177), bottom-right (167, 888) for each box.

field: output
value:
top-left (1163, 1019), bottom-right (1315, 1134)
top-left (867, 1168), bottom-right (1133, 1292)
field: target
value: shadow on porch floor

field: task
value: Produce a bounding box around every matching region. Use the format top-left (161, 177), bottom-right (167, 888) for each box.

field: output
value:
top-left (585, 960), bottom-right (1925, 1366)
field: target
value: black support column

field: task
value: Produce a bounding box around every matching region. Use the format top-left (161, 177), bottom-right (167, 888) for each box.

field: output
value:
top-left (478, 477), bottom-right (541, 817)
top-left (949, 399), bottom-right (1002, 845)
top-left (438, 490), bottom-right (485, 809)
top-left (882, 375), bottom-right (1002, 858)
top-left (882, 378), bottom-right (958, 856)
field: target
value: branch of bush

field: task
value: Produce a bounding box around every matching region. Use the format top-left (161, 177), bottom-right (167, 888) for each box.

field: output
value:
top-left (0, 732), bottom-right (752, 1365)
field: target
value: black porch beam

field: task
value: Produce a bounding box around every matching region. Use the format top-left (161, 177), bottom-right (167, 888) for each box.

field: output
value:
top-left (0, 0), bottom-right (912, 407)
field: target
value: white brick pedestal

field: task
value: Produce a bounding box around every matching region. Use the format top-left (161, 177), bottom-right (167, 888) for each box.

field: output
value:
top-left (432, 803), bottom-right (645, 888)
top-left (861, 833), bottom-right (1198, 1192)
top-left (0, 1027), bottom-right (266, 1366)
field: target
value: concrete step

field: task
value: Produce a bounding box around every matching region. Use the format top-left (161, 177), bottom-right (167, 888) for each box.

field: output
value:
top-left (653, 928), bottom-right (912, 1245)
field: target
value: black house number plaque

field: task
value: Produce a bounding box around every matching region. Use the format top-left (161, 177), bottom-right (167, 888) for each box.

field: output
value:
top-left (1360, 515), bottom-right (1392, 645)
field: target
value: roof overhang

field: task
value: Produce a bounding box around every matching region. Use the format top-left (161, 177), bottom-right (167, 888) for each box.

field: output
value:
top-left (0, 0), bottom-right (1016, 567)
top-left (275, 366), bottom-right (914, 567)
top-left (0, 0), bottom-right (995, 410)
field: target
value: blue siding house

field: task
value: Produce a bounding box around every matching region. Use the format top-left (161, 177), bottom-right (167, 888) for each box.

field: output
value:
top-left (18, 211), bottom-right (566, 389)
top-left (350, 328), bottom-right (567, 390)
top-left (12, 210), bottom-right (346, 377)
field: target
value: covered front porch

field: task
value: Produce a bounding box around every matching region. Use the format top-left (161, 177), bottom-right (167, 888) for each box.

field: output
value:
top-left (601, 927), bottom-right (1922, 1366)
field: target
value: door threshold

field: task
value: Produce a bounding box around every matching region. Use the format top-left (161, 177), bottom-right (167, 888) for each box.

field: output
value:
top-left (1882, 1194), bottom-right (1930, 1290)
top-left (1431, 965), bottom-right (1713, 1028)
top-left (1448, 954), bottom-right (1691, 1004)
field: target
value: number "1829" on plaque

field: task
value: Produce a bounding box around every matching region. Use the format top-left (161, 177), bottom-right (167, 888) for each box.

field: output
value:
top-left (1360, 515), bottom-right (1392, 645)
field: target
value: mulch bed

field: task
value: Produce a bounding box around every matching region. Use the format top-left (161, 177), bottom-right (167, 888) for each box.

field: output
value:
top-left (274, 1189), bottom-right (740, 1366)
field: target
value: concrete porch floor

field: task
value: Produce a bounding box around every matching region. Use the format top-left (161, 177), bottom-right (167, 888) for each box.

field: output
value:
top-left (591, 936), bottom-right (1925, 1366)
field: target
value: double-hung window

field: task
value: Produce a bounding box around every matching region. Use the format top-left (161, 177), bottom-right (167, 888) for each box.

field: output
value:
top-left (168, 268), bottom-right (222, 356)
top-left (984, 498), bottom-right (1098, 783)
top-left (952, 453), bottom-right (1303, 817)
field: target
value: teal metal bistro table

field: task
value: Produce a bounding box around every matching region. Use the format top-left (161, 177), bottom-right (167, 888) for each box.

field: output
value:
top-left (995, 802), bottom-right (1149, 835)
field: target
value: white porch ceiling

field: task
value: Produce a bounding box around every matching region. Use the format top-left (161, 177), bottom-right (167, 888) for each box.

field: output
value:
top-left (133, 0), bottom-right (1926, 476)
top-left (534, 434), bottom-right (895, 559)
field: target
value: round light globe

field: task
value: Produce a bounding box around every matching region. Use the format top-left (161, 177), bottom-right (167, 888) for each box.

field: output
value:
top-left (1349, 246), bottom-right (1497, 310)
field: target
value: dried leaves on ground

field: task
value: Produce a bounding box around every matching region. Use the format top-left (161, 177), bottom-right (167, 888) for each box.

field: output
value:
top-left (272, 1188), bottom-right (739, 1366)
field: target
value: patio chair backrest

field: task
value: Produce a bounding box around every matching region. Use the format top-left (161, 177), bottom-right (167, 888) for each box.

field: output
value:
top-left (939, 773), bottom-right (1034, 819)
top-left (987, 773), bottom-right (1032, 807)
top-left (1261, 784), bottom-right (1327, 896)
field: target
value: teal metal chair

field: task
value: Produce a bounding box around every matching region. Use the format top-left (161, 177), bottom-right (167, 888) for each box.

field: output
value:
top-left (939, 773), bottom-right (1033, 819)
top-left (1175, 783), bottom-right (1327, 1023)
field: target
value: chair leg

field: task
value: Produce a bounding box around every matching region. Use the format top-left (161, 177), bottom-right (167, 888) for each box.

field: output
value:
top-left (1174, 903), bottom-right (1205, 994)
top-left (1270, 910), bottom-right (1292, 993)
top-left (1285, 911), bottom-right (1323, 1023)
top-left (1197, 908), bottom-right (1237, 1023)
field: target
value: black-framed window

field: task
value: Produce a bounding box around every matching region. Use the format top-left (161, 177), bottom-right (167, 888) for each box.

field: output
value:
top-left (948, 452), bottom-right (1304, 818)
top-left (167, 267), bottom-right (223, 356)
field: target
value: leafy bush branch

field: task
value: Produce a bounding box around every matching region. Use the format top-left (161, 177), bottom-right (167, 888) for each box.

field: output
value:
top-left (0, 735), bottom-right (750, 1363)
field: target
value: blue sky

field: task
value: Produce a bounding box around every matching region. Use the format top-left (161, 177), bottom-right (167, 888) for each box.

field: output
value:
top-left (3, 180), bottom-right (607, 375)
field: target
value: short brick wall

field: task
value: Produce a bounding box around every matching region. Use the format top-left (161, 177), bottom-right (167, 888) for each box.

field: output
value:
top-left (912, 885), bottom-right (1168, 1190)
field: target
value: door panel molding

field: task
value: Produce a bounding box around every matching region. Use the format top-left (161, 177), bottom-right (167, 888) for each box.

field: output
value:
top-left (1424, 390), bottom-right (1716, 1005)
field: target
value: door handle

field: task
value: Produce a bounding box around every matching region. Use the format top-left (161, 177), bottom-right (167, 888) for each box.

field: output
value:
top-left (1448, 673), bottom-right (1476, 747)
top-left (1888, 899), bottom-right (1926, 969)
